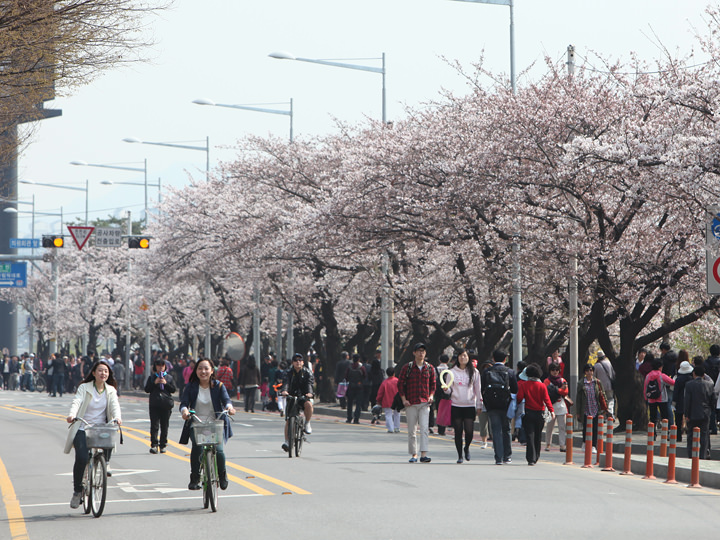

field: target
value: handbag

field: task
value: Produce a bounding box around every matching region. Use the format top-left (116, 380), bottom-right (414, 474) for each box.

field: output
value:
top-left (436, 398), bottom-right (451, 426)
top-left (392, 391), bottom-right (405, 411)
top-left (336, 381), bottom-right (348, 399)
top-left (154, 391), bottom-right (175, 411)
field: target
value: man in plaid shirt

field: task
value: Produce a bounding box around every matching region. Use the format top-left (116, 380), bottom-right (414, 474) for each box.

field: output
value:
top-left (398, 343), bottom-right (436, 463)
top-left (216, 358), bottom-right (235, 397)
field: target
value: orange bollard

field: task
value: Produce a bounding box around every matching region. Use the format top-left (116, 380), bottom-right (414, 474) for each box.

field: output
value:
top-left (564, 414), bottom-right (574, 465)
top-left (643, 422), bottom-right (656, 480)
top-left (596, 415), bottom-right (605, 465)
top-left (659, 419), bottom-right (668, 458)
top-left (688, 426), bottom-right (702, 488)
top-left (602, 416), bottom-right (615, 471)
top-left (620, 420), bottom-right (633, 475)
top-left (582, 415), bottom-right (593, 468)
top-left (664, 425), bottom-right (678, 484)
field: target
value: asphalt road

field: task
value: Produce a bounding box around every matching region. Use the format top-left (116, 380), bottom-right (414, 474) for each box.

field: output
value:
top-left (1, 391), bottom-right (719, 540)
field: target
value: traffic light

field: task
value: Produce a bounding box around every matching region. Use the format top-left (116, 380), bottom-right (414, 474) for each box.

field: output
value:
top-left (128, 236), bottom-right (150, 249)
top-left (42, 235), bottom-right (64, 248)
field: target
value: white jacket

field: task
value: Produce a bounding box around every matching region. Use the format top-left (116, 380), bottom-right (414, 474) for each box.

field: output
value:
top-left (447, 366), bottom-right (482, 409)
top-left (64, 382), bottom-right (122, 454)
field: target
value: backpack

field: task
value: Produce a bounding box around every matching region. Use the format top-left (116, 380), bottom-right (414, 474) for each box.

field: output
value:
top-left (646, 377), bottom-right (661, 400)
top-left (347, 364), bottom-right (364, 387)
top-left (482, 366), bottom-right (511, 410)
top-left (547, 382), bottom-right (560, 404)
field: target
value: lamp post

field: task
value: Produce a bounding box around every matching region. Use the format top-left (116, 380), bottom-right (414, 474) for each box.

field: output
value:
top-left (20, 179), bottom-right (89, 225)
top-left (450, 0), bottom-right (515, 94)
top-left (70, 160), bottom-right (149, 224)
top-left (269, 51), bottom-right (387, 124)
top-left (123, 137), bottom-right (210, 181)
top-left (193, 99), bottom-right (294, 142)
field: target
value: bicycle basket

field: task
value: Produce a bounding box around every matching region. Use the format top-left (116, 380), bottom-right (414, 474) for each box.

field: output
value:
top-left (85, 423), bottom-right (118, 449)
top-left (191, 420), bottom-right (224, 446)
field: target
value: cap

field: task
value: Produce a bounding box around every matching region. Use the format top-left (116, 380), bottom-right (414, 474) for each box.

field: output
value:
top-left (413, 343), bottom-right (426, 352)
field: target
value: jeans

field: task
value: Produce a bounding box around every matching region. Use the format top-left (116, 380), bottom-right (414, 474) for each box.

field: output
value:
top-left (488, 409), bottom-right (512, 463)
top-left (523, 410), bottom-right (545, 464)
top-left (405, 402), bottom-right (430, 456)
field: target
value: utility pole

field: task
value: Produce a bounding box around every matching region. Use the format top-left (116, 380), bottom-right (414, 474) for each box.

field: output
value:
top-left (567, 44), bottom-right (579, 402)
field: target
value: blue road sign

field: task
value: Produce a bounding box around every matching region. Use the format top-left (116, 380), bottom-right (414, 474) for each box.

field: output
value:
top-left (0, 262), bottom-right (27, 288)
top-left (713, 214), bottom-right (720, 240)
top-left (9, 238), bottom-right (40, 249)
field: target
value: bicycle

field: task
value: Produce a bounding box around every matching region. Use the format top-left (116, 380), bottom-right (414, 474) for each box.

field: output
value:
top-left (284, 395), bottom-right (307, 458)
top-left (33, 371), bottom-right (46, 393)
top-left (189, 410), bottom-right (229, 512)
top-left (74, 418), bottom-right (119, 518)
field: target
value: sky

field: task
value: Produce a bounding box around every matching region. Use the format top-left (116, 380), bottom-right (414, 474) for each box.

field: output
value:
top-left (14, 0), bottom-right (714, 238)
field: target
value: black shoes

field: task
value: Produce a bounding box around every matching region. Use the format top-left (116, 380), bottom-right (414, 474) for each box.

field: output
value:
top-left (188, 475), bottom-right (201, 490)
top-left (149, 446), bottom-right (158, 454)
top-left (219, 472), bottom-right (229, 490)
top-left (464, 448), bottom-right (471, 461)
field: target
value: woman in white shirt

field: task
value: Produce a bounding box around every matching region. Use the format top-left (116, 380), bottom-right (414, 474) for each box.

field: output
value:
top-left (444, 349), bottom-right (482, 463)
top-left (65, 360), bottom-right (122, 510)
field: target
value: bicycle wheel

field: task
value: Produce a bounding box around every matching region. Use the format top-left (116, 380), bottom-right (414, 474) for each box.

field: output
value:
top-left (90, 453), bottom-right (107, 517)
top-left (35, 375), bottom-right (45, 393)
top-left (201, 449), bottom-right (209, 509)
top-left (287, 416), bottom-right (296, 458)
top-left (294, 417), bottom-right (304, 457)
top-left (82, 459), bottom-right (92, 514)
top-left (205, 448), bottom-right (218, 512)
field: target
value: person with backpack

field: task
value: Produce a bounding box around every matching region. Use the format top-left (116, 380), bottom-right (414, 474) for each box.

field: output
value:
top-left (345, 354), bottom-right (366, 424)
top-left (644, 356), bottom-right (675, 430)
top-left (481, 349), bottom-right (517, 465)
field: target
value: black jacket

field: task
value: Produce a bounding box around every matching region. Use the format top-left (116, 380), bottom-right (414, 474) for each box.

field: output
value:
top-left (284, 367), bottom-right (314, 397)
top-left (684, 377), bottom-right (714, 421)
top-left (145, 373), bottom-right (177, 409)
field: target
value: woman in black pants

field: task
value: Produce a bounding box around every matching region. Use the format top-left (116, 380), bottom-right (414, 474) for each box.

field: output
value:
top-left (443, 349), bottom-right (482, 463)
top-left (145, 359), bottom-right (176, 453)
top-left (516, 363), bottom-right (554, 465)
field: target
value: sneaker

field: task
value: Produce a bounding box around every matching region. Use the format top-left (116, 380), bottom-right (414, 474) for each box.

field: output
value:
top-left (420, 456), bottom-right (432, 463)
top-left (345, 419), bottom-right (352, 424)
top-left (503, 458), bottom-right (512, 464)
top-left (106, 467), bottom-right (112, 477)
top-left (304, 422), bottom-right (312, 434)
top-left (353, 419), bottom-right (359, 424)
top-left (495, 461), bottom-right (503, 465)
top-left (159, 447), bottom-right (167, 454)
top-left (282, 441), bottom-right (290, 453)
top-left (408, 457), bottom-right (418, 463)
top-left (592, 447), bottom-right (597, 454)
top-left (188, 480), bottom-right (201, 490)
top-left (481, 442), bottom-right (488, 449)
top-left (149, 446), bottom-right (158, 454)
top-left (394, 429), bottom-right (400, 433)
top-left (387, 430), bottom-right (394, 433)
top-left (457, 458), bottom-right (463, 464)
top-left (70, 492), bottom-right (82, 509)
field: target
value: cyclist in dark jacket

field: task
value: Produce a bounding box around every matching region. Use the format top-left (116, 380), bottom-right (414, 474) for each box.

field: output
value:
top-left (281, 354), bottom-right (315, 452)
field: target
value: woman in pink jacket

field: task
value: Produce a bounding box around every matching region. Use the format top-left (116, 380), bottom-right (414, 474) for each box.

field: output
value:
top-left (376, 367), bottom-right (400, 433)
top-left (644, 355), bottom-right (675, 428)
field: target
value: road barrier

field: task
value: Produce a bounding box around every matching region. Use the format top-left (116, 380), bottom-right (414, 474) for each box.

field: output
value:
top-left (602, 416), bottom-right (615, 472)
top-left (564, 414), bottom-right (574, 465)
top-left (659, 419), bottom-right (668, 458)
top-left (620, 420), bottom-right (633, 475)
top-left (664, 424), bottom-right (678, 484)
top-left (596, 415), bottom-right (604, 466)
top-left (689, 427), bottom-right (701, 488)
top-left (643, 422), bottom-right (656, 480)
top-left (582, 415), bottom-right (593, 468)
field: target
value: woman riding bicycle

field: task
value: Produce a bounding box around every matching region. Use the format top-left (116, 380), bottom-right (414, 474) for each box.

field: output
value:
top-left (179, 358), bottom-right (236, 491)
top-left (64, 359), bottom-right (122, 509)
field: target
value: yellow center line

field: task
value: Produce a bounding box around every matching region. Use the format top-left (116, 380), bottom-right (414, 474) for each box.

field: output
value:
top-left (0, 456), bottom-right (29, 540)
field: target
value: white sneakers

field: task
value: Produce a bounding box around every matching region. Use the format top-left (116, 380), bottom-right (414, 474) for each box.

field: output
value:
top-left (304, 421), bottom-right (312, 434)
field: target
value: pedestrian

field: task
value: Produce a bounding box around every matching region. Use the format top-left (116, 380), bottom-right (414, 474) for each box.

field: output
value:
top-left (443, 349), bottom-right (482, 464)
top-left (179, 358), bottom-right (235, 491)
top-left (594, 351), bottom-right (615, 417)
top-left (369, 356), bottom-right (385, 409)
top-left (239, 356), bottom-right (261, 413)
top-left (644, 356), bottom-right (675, 428)
top-left (344, 354), bottom-right (366, 424)
top-left (335, 351), bottom-right (351, 409)
top-left (376, 367), bottom-right (400, 433)
top-left (435, 354), bottom-right (451, 436)
top-left (398, 343), bottom-right (436, 463)
top-left (481, 349), bottom-right (517, 465)
top-left (64, 360), bottom-right (122, 509)
top-left (673, 360), bottom-right (694, 443)
top-left (516, 363), bottom-right (554, 465)
top-left (145, 358), bottom-right (176, 454)
top-left (544, 362), bottom-right (569, 451)
top-left (216, 358), bottom-right (235, 400)
top-left (684, 364), bottom-right (715, 459)
top-left (575, 363), bottom-right (610, 453)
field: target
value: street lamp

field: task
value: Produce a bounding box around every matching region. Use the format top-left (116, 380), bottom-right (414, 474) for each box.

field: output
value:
top-left (71, 159), bottom-right (150, 224)
top-left (19, 179), bottom-right (89, 225)
top-left (122, 137), bottom-right (210, 181)
top-left (450, 0), bottom-right (515, 94)
top-left (193, 98), bottom-right (295, 142)
top-left (269, 51), bottom-right (387, 124)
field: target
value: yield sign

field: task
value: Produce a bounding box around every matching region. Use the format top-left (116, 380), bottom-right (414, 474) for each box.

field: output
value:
top-left (67, 226), bottom-right (95, 250)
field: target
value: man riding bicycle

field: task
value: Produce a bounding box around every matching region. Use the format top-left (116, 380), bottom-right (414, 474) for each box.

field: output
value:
top-left (281, 353), bottom-right (314, 452)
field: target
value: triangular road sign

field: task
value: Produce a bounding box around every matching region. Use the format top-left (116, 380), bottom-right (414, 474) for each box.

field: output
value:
top-left (67, 226), bottom-right (95, 250)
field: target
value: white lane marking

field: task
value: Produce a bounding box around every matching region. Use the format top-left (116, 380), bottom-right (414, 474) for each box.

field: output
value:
top-left (57, 468), bottom-right (158, 477)
top-left (115, 482), bottom-right (186, 494)
top-left (21, 494), bottom-right (262, 508)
